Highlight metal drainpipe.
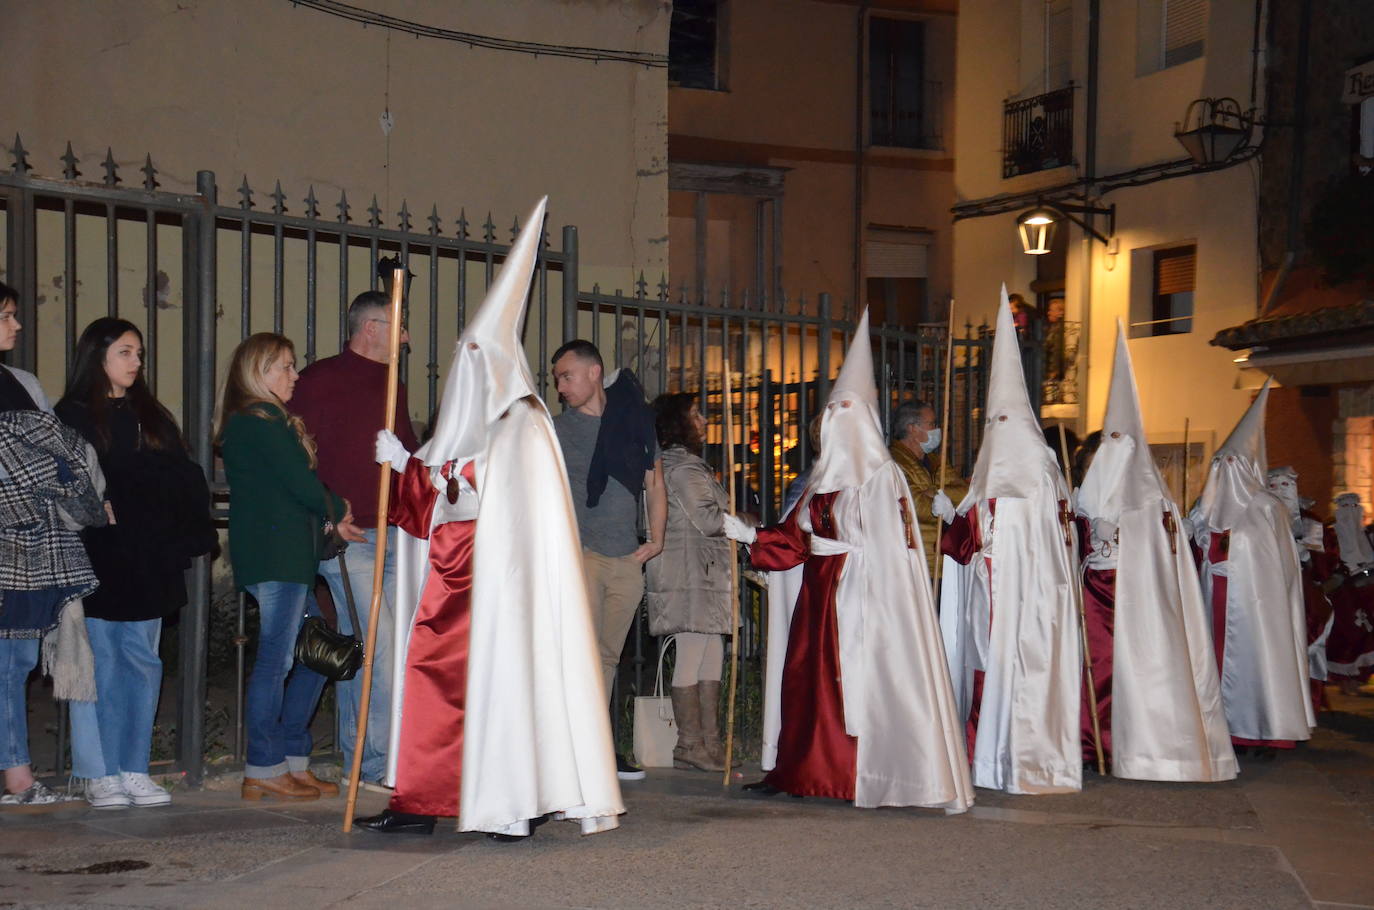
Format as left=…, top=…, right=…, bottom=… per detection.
left=1261, top=0, right=1312, bottom=316
left=853, top=2, right=868, bottom=322
left=1075, top=0, right=1100, bottom=430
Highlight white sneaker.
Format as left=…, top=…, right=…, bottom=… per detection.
left=119, top=772, right=171, bottom=807
left=85, top=775, right=132, bottom=810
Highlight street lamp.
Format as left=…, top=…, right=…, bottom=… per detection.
left=1174, top=97, right=1254, bottom=166
left=1015, top=200, right=1115, bottom=255
left=1016, top=206, right=1059, bottom=255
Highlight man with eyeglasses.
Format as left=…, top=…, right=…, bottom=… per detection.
left=291, top=288, right=419, bottom=792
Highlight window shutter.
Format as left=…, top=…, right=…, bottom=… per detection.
left=866, top=240, right=928, bottom=279
left=1045, top=0, right=1073, bottom=91
left=1163, top=0, right=1207, bottom=68
left=1155, top=247, right=1195, bottom=295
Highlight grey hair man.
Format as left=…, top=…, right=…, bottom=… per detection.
left=291, top=288, right=419, bottom=789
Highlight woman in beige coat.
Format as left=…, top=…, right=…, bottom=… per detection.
left=646, top=393, right=733, bottom=772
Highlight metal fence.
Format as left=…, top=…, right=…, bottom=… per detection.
left=0, top=136, right=1035, bottom=782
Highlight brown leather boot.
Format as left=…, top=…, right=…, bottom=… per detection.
left=290, top=769, right=338, bottom=797
left=242, top=773, right=320, bottom=802
left=698, top=680, right=732, bottom=769
left=670, top=686, right=715, bottom=771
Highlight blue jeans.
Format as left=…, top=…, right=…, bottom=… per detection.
left=69, top=618, right=163, bottom=779
left=318, top=527, right=394, bottom=783
left=0, top=638, right=40, bottom=770
left=244, top=582, right=328, bottom=778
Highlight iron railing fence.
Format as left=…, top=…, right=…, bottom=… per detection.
left=1002, top=84, right=1076, bottom=179
left=1, top=135, right=1042, bottom=781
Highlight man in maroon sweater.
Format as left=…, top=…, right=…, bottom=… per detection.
left=292, top=290, right=419, bottom=788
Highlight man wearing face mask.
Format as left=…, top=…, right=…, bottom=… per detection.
left=889, top=400, right=966, bottom=574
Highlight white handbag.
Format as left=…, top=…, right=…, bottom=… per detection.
left=633, top=635, right=678, bottom=768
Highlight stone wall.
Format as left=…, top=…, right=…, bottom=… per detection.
left=1334, top=384, right=1374, bottom=507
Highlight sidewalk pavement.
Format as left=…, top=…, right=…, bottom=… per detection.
left=1, top=690, right=1371, bottom=909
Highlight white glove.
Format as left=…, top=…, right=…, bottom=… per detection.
left=932, top=490, right=955, bottom=524
left=722, top=513, right=757, bottom=544
left=375, top=429, right=410, bottom=473
left=1091, top=518, right=1118, bottom=546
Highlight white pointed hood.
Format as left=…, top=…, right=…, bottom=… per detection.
left=805, top=308, right=889, bottom=496
left=962, top=285, right=1059, bottom=507
left=416, top=197, right=546, bottom=468
left=1077, top=322, right=1169, bottom=520
left=1192, top=379, right=1270, bottom=532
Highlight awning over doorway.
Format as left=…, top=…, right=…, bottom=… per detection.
left=1212, top=300, right=1374, bottom=385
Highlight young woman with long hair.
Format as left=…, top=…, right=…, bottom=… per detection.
left=57, top=318, right=216, bottom=809
left=217, top=332, right=359, bottom=801
left=644, top=392, right=732, bottom=773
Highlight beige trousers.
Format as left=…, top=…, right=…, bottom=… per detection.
left=582, top=548, right=647, bottom=697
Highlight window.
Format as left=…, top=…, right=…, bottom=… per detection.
left=870, top=17, right=935, bottom=149
left=1137, top=0, right=1207, bottom=76
left=865, top=230, right=931, bottom=324
left=1044, top=0, right=1073, bottom=92
left=1130, top=245, right=1195, bottom=337
left=670, top=0, right=727, bottom=90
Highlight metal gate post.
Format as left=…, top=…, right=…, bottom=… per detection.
left=561, top=225, right=579, bottom=343
left=817, top=292, right=833, bottom=406
left=177, top=170, right=218, bottom=786
left=3, top=187, right=37, bottom=371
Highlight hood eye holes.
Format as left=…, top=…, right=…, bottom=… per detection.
left=1110, top=431, right=1121, bottom=439
left=841, top=400, right=852, bottom=408
left=1225, top=455, right=1235, bottom=463
left=997, top=415, right=1007, bottom=422
left=468, top=342, right=479, bottom=350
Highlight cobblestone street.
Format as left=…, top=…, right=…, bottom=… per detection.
left=1, top=690, right=1371, bottom=910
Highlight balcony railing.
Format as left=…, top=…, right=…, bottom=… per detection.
left=1003, top=84, right=1075, bottom=179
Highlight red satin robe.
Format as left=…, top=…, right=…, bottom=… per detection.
left=386, top=459, right=477, bottom=817
left=749, top=491, right=857, bottom=799
left=1321, top=526, right=1374, bottom=685
left=1198, top=531, right=1296, bottom=750
left=940, top=501, right=987, bottom=757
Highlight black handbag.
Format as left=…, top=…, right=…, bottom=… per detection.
left=294, top=551, right=364, bottom=681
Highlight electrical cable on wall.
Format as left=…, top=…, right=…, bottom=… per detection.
left=289, top=0, right=669, bottom=67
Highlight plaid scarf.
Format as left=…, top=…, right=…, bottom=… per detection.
left=0, top=411, right=104, bottom=636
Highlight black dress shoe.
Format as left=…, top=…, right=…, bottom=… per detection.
left=484, top=813, right=549, bottom=843
left=742, top=780, right=782, bottom=796
left=354, top=809, right=437, bottom=835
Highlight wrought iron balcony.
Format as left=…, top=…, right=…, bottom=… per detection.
left=1003, top=85, right=1076, bottom=179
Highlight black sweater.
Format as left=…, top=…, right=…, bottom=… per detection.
left=55, top=399, right=215, bottom=622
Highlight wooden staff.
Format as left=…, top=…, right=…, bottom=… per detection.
left=721, top=360, right=742, bottom=787
left=1059, top=427, right=1105, bottom=775
left=932, top=305, right=957, bottom=594
left=343, top=269, right=406, bottom=831
left=1181, top=417, right=1191, bottom=507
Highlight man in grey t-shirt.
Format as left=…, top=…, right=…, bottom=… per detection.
left=552, top=340, right=666, bottom=780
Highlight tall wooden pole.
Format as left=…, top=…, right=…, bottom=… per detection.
left=721, top=360, right=742, bottom=787
left=1181, top=417, right=1191, bottom=507
left=342, top=269, right=405, bottom=831
left=932, top=305, right=957, bottom=594
left=1060, top=428, right=1105, bottom=776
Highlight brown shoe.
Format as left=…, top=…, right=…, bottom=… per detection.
left=242, top=773, right=320, bottom=802
left=290, top=770, right=338, bottom=797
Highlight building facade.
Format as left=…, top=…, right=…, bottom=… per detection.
left=951, top=0, right=1264, bottom=505
left=1, top=0, right=669, bottom=419
left=667, top=0, right=958, bottom=327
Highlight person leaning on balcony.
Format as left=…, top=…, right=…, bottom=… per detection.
left=217, top=332, right=363, bottom=802
left=0, top=282, right=90, bottom=810
left=57, top=318, right=216, bottom=810
left=645, top=393, right=731, bottom=773
left=888, top=399, right=968, bottom=574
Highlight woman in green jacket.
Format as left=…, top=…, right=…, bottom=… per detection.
left=218, top=333, right=360, bottom=802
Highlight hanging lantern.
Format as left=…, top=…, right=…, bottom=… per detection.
left=1017, top=206, right=1059, bottom=255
